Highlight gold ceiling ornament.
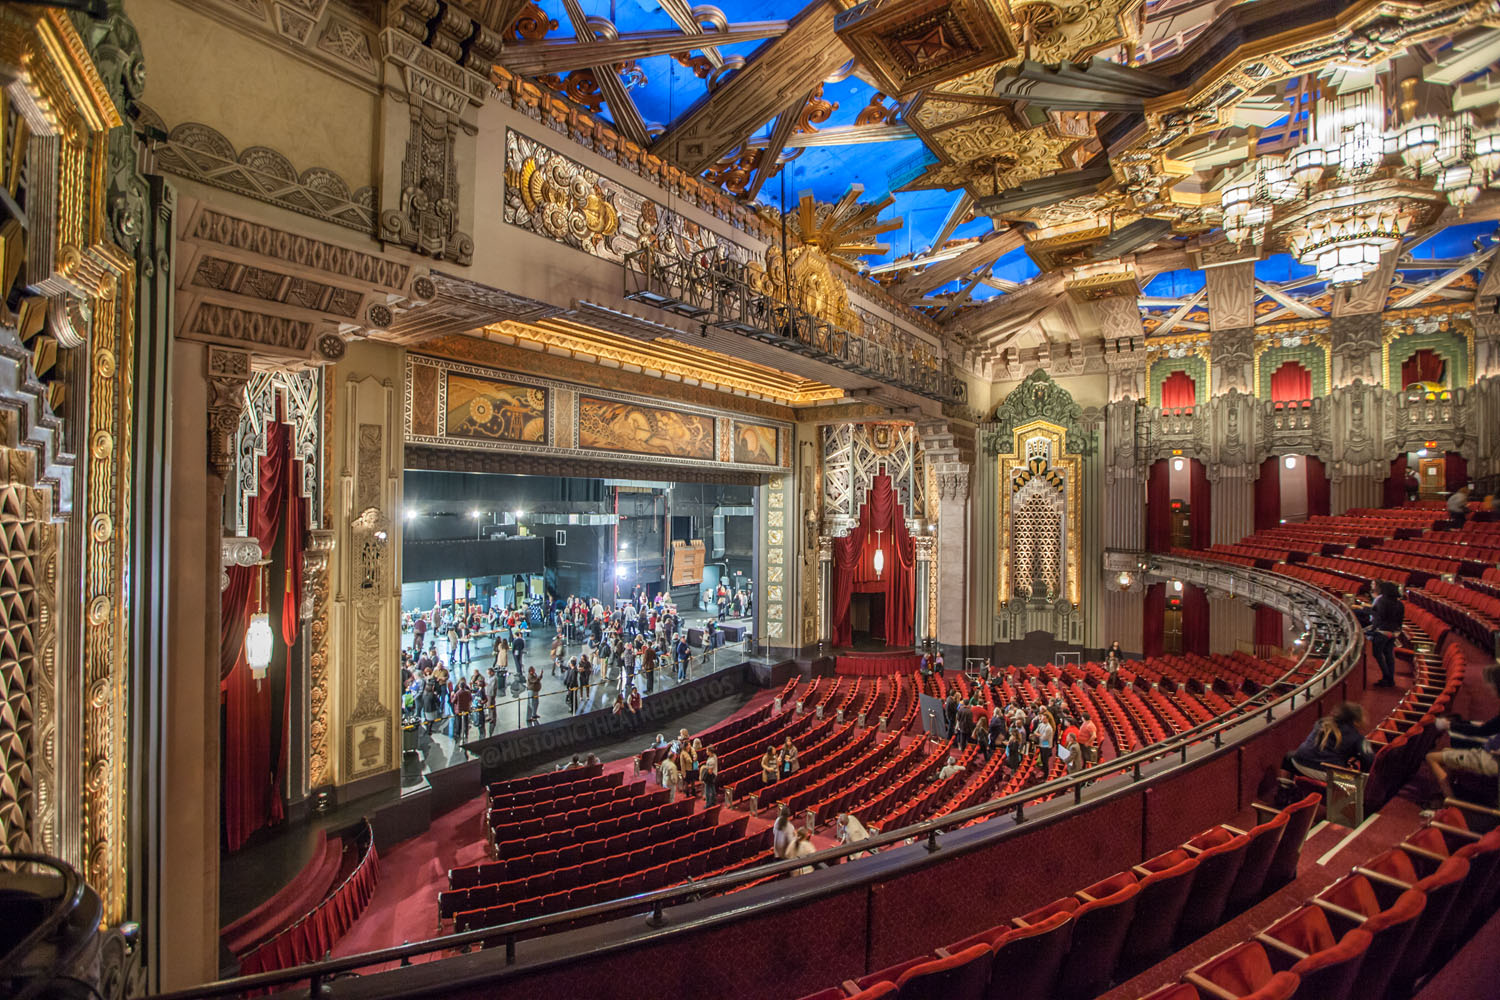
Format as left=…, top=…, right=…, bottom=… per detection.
left=771, top=185, right=904, bottom=264
left=759, top=243, right=864, bottom=335
left=832, top=0, right=1020, bottom=98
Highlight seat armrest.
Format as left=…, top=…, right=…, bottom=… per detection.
left=1182, top=843, right=1204, bottom=856
left=1446, top=797, right=1500, bottom=819
left=1221, top=824, right=1248, bottom=836
left=842, top=981, right=863, bottom=996
left=1011, top=917, right=1030, bottom=928
left=1076, top=890, right=1097, bottom=903
left=1185, top=972, right=1241, bottom=1000
left=1251, top=802, right=1280, bottom=818
left=1428, top=821, right=1480, bottom=841
left=1399, top=843, right=1448, bottom=863
left=1353, top=866, right=1413, bottom=890
left=1256, top=933, right=1309, bottom=961
left=933, top=947, right=951, bottom=959
left=1131, top=864, right=1154, bottom=878
left=1312, top=897, right=1369, bottom=925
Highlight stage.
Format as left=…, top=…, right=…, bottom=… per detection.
left=833, top=649, right=923, bottom=676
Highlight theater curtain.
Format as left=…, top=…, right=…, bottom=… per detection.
left=1183, top=584, right=1210, bottom=656
left=1254, top=455, right=1281, bottom=532
left=1147, top=459, right=1171, bottom=552
left=238, top=837, right=381, bottom=975
left=1446, top=452, right=1468, bottom=493
left=1384, top=455, right=1408, bottom=508
left=1270, top=361, right=1312, bottom=405
left=1189, top=459, right=1212, bottom=549
left=833, top=474, right=915, bottom=647
left=1306, top=455, right=1330, bottom=518
left=1401, top=349, right=1444, bottom=388
left=1160, top=370, right=1196, bottom=412
left=224, top=418, right=303, bottom=852
left=1255, top=605, right=1283, bottom=650
left=1143, top=583, right=1165, bottom=658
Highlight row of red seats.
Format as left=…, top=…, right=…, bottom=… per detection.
left=746, top=722, right=876, bottom=810
left=784, top=731, right=899, bottom=819
left=443, top=811, right=748, bottom=915
left=1273, top=561, right=1366, bottom=596
left=1156, top=796, right=1500, bottom=1000
left=488, top=794, right=703, bottom=873
left=845, top=738, right=955, bottom=830
left=1304, top=553, right=1418, bottom=589
left=485, top=762, right=609, bottom=809
left=486, top=778, right=649, bottom=842
left=483, top=760, right=603, bottom=800
left=807, top=731, right=932, bottom=829
left=1412, top=581, right=1500, bottom=651
left=792, top=793, right=1322, bottom=1000
left=878, top=746, right=980, bottom=830
left=1361, top=542, right=1463, bottom=577
left=451, top=827, right=774, bottom=935
left=716, top=712, right=833, bottom=789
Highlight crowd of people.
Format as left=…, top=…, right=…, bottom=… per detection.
left=400, top=584, right=751, bottom=739
left=934, top=665, right=1100, bottom=777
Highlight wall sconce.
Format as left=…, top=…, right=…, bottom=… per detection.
left=1284, top=455, right=1298, bottom=469
left=1117, top=571, right=1133, bottom=589
left=1172, top=579, right=1184, bottom=592
left=1171, top=457, right=1185, bottom=472
left=245, top=562, right=273, bottom=687
left=873, top=529, right=885, bottom=579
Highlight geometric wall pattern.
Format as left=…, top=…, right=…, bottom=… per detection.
left=0, top=482, right=43, bottom=854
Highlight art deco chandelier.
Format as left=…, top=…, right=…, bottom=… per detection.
left=1219, top=77, right=1495, bottom=287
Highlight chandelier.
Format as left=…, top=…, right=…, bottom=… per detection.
left=1217, top=73, right=1500, bottom=286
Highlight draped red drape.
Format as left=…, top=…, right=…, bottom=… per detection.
left=1255, top=605, right=1283, bottom=650
left=1401, top=349, right=1445, bottom=388
left=1269, top=361, right=1312, bottom=405
left=1147, top=459, right=1171, bottom=552
left=1254, top=455, right=1281, bottom=531
left=1143, top=583, right=1165, bottom=658
left=1183, top=584, right=1210, bottom=656
left=832, top=474, right=915, bottom=648
left=1189, top=459, right=1212, bottom=549
left=224, top=418, right=305, bottom=852
left=1385, top=454, right=1409, bottom=508
left=1305, top=455, right=1330, bottom=518
left=1160, top=370, right=1196, bottom=412
left=238, top=837, right=381, bottom=975
left=1445, top=452, right=1468, bottom=493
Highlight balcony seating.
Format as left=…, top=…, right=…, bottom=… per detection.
left=1185, top=943, right=1303, bottom=999
left=1119, top=855, right=1200, bottom=977
left=1177, top=827, right=1252, bottom=944
left=1354, top=850, right=1469, bottom=996
left=1255, top=905, right=1371, bottom=1000
left=1256, top=793, right=1321, bottom=893
left=1222, top=809, right=1290, bottom=916
left=1313, top=877, right=1426, bottom=1000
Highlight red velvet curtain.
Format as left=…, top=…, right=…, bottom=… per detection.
left=1183, top=584, right=1210, bottom=655
left=1305, top=455, right=1330, bottom=518
left=1255, top=605, right=1283, bottom=649
left=1143, top=583, right=1165, bottom=658
left=1445, top=452, right=1468, bottom=493
left=238, top=841, right=381, bottom=975
left=1160, top=370, right=1196, bottom=412
left=1147, top=459, right=1171, bottom=552
left=1254, top=455, right=1281, bottom=532
left=1189, top=459, right=1212, bottom=549
left=1401, top=349, right=1445, bottom=388
left=224, top=419, right=302, bottom=852
left=1384, top=455, right=1408, bottom=508
left=1269, top=361, right=1312, bottom=405
left=833, top=474, right=915, bottom=647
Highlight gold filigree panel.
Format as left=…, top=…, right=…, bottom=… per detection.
left=995, top=420, right=1079, bottom=610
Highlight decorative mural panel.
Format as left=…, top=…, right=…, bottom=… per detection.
left=445, top=373, right=548, bottom=444
left=578, top=397, right=715, bottom=459
left=404, top=355, right=790, bottom=473
left=996, top=421, right=1081, bottom=610
left=503, top=130, right=754, bottom=266
left=1255, top=338, right=1331, bottom=401
left=820, top=423, right=926, bottom=534
left=1382, top=311, right=1474, bottom=391
left=732, top=420, right=780, bottom=466
left=234, top=369, right=323, bottom=536
left=1147, top=351, right=1210, bottom=409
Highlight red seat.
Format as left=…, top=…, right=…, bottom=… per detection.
left=1258, top=905, right=1371, bottom=1000
left=1315, top=877, right=1425, bottom=1000
left=891, top=943, right=991, bottom=1000
left=1225, top=810, right=1289, bottom=915
left=1187, top=942, right=1301, bottom=999
left=1120, top=857, right=1199, bottom=978
left=1053, top=880, right=1140, bottom=1000
left=976, top=910, right=1071, bottom=1000
left=1357, top=850, right=1468, bottom=995
left=1177, top=828, right=1252, bottom=944
left=1263, top=794, right=1321, bottom=892
left=1135, top=985, right=1199, bottom=1000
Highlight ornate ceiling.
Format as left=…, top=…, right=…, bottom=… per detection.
left=492, top=0, right=1500, bottom=372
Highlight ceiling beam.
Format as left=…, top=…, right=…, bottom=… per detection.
left=901, top=230, right=1024, bottom=298
left=743, top=95, right=807, bottom=201
left=1254, top=280, right=1323, bottom=319
left=499, top=22, right=791, bottom=76
left=934, top=271, right=987, bottom=321
left=741, top=121, right=917, bottom=148
left=1400, top=246, right=1499, bottom=308
left=930, top=193, right=975, bottom=255
left=560, top=0, right=650, bottom=146
left=1153, top=288, right=1206, bottom=336
left=658, top=0, right=728, bottom=68
left=652, top=0, right=853, bottom=175
left=1331, top=249, right=1398, bottom=317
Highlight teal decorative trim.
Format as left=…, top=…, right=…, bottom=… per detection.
left=1148, top=355, right=1205, bottom=408
left=1257, top=345, right=1328, bottom=400
left=985, top=369, right=1094, bottom=455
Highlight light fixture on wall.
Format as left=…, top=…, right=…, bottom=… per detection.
left=1171, top=457, right=1185, bottom=472
left=1117, top=571, right=1133, bottom=589
left=1172, top=579, right=1184, bottom=593
left=873, top=528, right=885, bottom=579
left=1284, top=455, right=1298, bottom=469
left=245, top=563, right=273, bottom=688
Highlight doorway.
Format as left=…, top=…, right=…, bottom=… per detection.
left=849, top=592, right=887, bottom=647
left=1417, top=456, right=1446, bottom=499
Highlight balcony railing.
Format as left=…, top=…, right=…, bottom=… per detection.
left=622, top=247, right=965, bottom=405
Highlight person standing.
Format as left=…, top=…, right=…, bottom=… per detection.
left=446, top=619, right=461, bottom=667
left=1034, top=712, right=1055, bottom=774
left=525, top=666, right=542, bottom=725
left=420, top=679, right=441, bottom=736
left=413, top=612, right=427, bottom=652
left=701, top=747, right=719, bottom=806
left=642, top=643, right=657, bottom=694
left=512, top=630, right=527, bottom=672
left=675, top=633, right=690, bottom=681
left=780, top=737, right=799, bottom=774
left=564, top=656, right=580, bottom=714
left=452, top=678, right=473, bottom=739
left=1368, top=580, right=1404, bottom=688
left=484, top=665, right=502, bottom=728
left=760, top=745, right=780, bottom=785
left=1447, top=486, right=1471, bottom=527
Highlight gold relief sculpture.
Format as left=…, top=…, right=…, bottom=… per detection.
left=445, top=372, right=547, bottom=443
left=578, top=396, right=715, bottom=459
left=994, top=420, right=1080, bottom=610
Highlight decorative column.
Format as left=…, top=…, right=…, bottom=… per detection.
left=303, top=529, right=336, bottom=792
left=913, top=535, right=933, bottom=649
left=817, top=537, right=833, bottom=651
left=933, top=465, right=970, bottom=656
left=1330, top=314, right=1385, bottom=388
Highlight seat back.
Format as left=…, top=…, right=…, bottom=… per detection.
left=1344, top=888, right=1424, bottom=1000
left=894, top=943, right=991, bottom=1000
left=1226, top=811, right=1289, bottom=915
left=982, top=910, right=1071, bottom=1000
left=1192, top=940, right=1278, bottom=996
left=1053, top=882, right=1140, bottom=1000
left=1264, top=794, right=1321, bottom=891
left=1120, top=858, right=1198, bottom=977
left=1178, top=832, right=1251, bottom=943
left=1443, top=829, right=1500, bottom=944
left=1391, top=854, right=1469, bottom=994
left=1287, top=926, right=1371, bottom=1000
